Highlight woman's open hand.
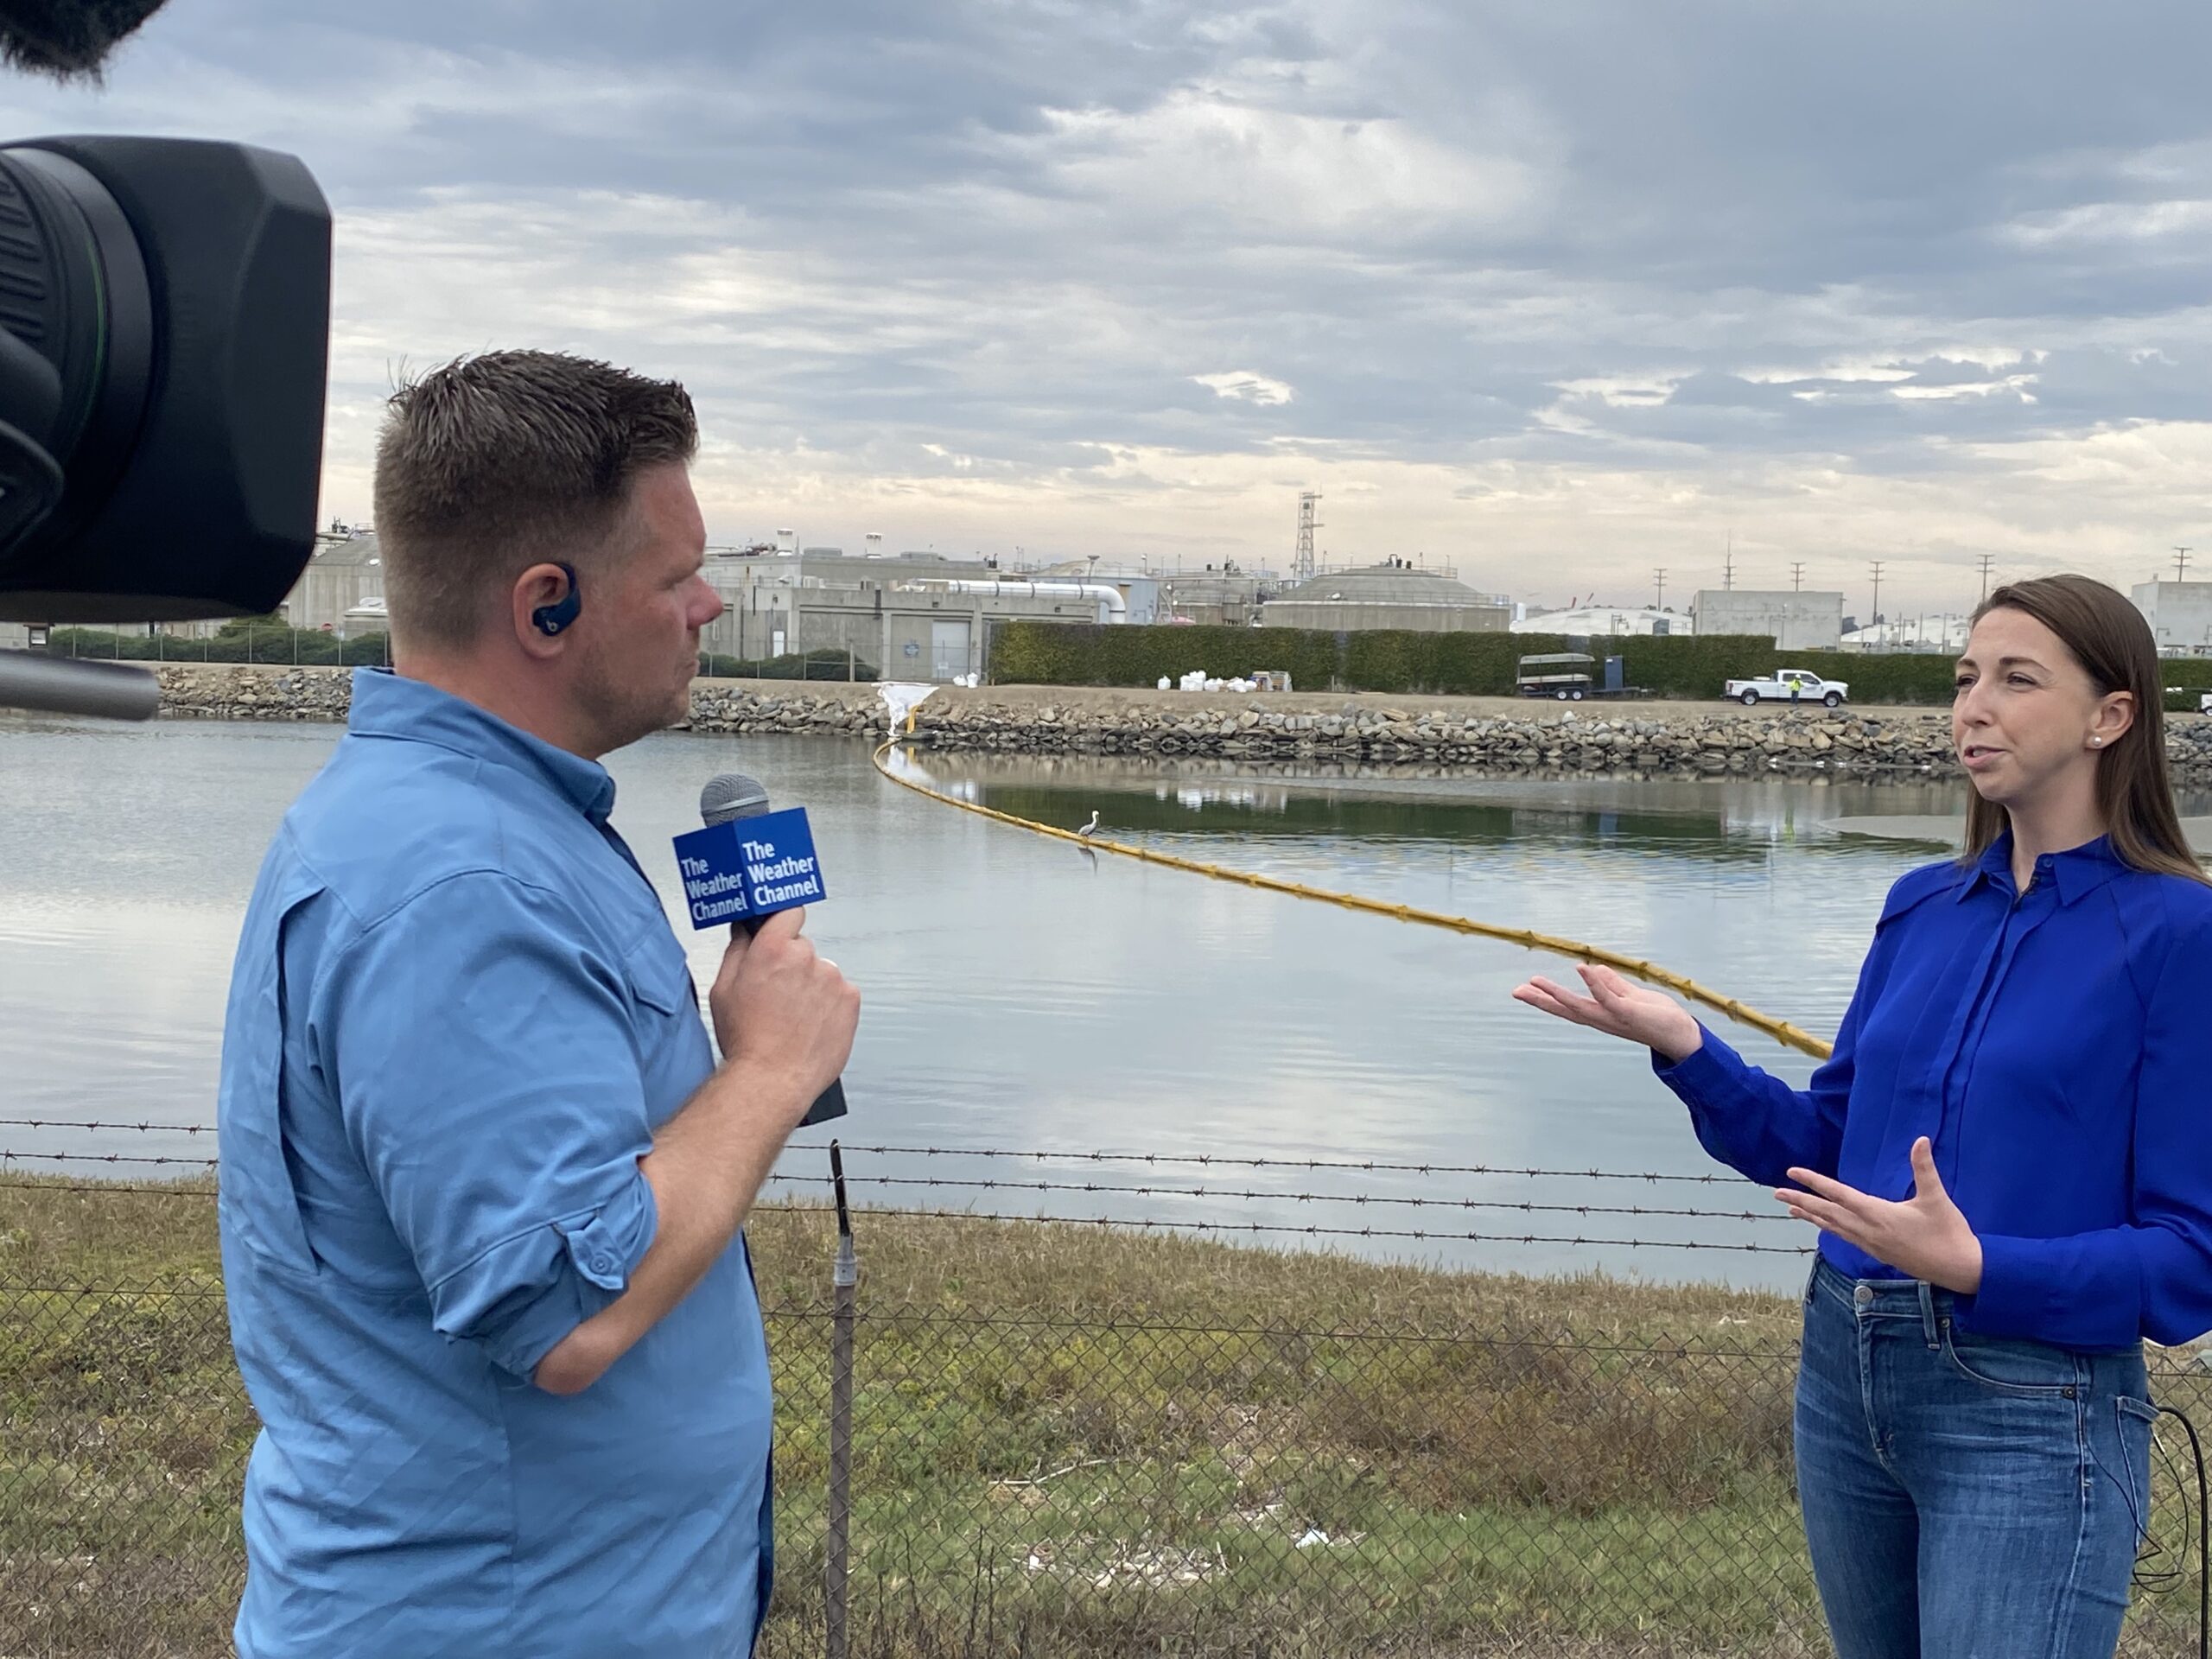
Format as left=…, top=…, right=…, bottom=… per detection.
left=1510, top=963, right=1704, bottom=1063
left=1777, top=1137, right=1984, bottom=1294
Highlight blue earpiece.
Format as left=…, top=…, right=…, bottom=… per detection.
left=532, top=562, right=582, bottom=637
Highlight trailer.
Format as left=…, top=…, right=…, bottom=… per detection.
left=1515, top=652, right=1651, bottom=702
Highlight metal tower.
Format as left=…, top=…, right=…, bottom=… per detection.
left=1294, top=492, right=1322, bottom=584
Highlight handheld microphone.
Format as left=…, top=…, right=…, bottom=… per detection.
left=700, top=772, right=849, bottom=1127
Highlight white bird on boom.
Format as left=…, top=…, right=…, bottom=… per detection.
left=1076, top=811, right=1101, bottom=839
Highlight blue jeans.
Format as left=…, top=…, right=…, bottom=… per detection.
left=1795, top=1257, right=2159, bottom=1659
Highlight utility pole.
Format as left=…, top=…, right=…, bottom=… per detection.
left=1977, top=553, right=1994, bottom=603
left=1869, top=560, right=1885, bottom=636
left=1722, top=531, right=1734, bottom=592
left=1654, top=567, right=1668, bottom=611
left=2176, top=546, right=2193, bottom=583
left=1790, top=562, right=1805, bottom=592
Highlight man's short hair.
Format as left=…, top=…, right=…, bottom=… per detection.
left=372, top=351, right=698, bottom=649
left=0, top=0, right=171, bottom=82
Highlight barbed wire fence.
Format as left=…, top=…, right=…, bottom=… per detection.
left=3, top=1126, right=2207, bottom=1658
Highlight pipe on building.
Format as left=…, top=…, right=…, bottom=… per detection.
left=906, top=579, right=1129, bottom=622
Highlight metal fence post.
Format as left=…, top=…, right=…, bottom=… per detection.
left=825, top=1141, right=856, bottom=1659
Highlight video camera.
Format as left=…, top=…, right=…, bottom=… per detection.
left=0, top=134, right=330, bottom=718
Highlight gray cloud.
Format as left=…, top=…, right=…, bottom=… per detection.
left=0, top=0, right=2208, bottom=607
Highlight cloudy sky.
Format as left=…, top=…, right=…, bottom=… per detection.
left=6, top=0, right=2212, bottom=613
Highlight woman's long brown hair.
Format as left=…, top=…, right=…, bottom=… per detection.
left=1961, top=574, right=2206, bottom=883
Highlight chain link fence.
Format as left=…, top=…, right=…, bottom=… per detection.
left=3, top=1171, right=2207, bottom=1658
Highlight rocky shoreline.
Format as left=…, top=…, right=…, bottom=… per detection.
left=143, top=663, right=2212, bottom=781
left=891, top=696, right=1948, bottom=777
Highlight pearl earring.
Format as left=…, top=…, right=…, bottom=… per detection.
left=2090, top=737, right=2102, bottom=747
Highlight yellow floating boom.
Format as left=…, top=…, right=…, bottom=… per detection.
left=870, top=742, right=1834, bottom=1061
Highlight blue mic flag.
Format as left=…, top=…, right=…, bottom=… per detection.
left=672, top=806, right=828, bottom=931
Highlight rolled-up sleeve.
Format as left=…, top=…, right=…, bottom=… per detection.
left=315, top=872, right=661, bottom=1379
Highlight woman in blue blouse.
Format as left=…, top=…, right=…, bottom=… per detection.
left=1516, top=575, right=2212, bottom=1658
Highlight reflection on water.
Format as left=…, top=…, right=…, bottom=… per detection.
left=936, top=749, right=1980, bottom=853
left=12, top=718, right=2176, bottom=1290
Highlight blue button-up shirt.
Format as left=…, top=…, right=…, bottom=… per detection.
left=1658, top=830, right=2212, bottom=1351
left=217, top=669, right=772, bottom=1659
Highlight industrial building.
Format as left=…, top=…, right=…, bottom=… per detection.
left=1154, top=568, right=1272, bottom=626
left=1511, top=606, right=1679, bottom=637
left=1028, top=558, right=1164, bottom=625
left=1261, top=561, right=1510, bottom=632
left=1841, top=614, right=1972, bottom=652
left=2130, top=581, right=2212, bottom=656
left=285, top=535, right=1155, bottom=683
left=699, top=549, right=1139, bottom=682
left=2, top=531, right=1154, bottom=682
left=1690, top=589, right=1845, bottom=651
left=279, top=527, right=386, bottom=635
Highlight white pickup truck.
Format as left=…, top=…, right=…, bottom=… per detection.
left=1724, top=668, right=1850, bottom=708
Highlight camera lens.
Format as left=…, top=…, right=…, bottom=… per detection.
left=0, top=138, right=327, bottom=625
left=0, top=146, right=153, bottom=558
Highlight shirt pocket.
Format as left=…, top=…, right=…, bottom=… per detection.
left=623, top=927, right=700, bottom=1018
left=622, top=926, right=716, bottom=1126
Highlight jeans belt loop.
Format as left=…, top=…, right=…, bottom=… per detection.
left=1916, top=1279, right=1940, bottom=1349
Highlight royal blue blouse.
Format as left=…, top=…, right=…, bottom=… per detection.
left=1656, top=830, right=2212, bottom=1351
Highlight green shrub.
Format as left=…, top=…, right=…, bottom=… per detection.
left=340, top=632, right=391, bottom=665
left=1610, top=636, right=1788, bottom=699
left=992, top=623, right=1819, bottom=699
left=1817, top=653, right=1957, bottom=705
left=987, top=622, right=1340, bottom=690
left=988, top=621, right=2212, bottom=708
left=40, top=622, right=377, bottom=665
left=1341, top=631, right=1541, bottom=696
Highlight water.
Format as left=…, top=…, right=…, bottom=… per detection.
left=7, top=714, right=2150, bottom=1291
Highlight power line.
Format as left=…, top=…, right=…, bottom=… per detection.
left=1868, top=560, right=1885, bottom=633
left=2177, top=546, right=2194, bottom=583
left=1653, top=566, right=1667, bottom=610
left=1789, top=562, right=1805, bottom=593
left=1977, top=553, right=1995, bottom=603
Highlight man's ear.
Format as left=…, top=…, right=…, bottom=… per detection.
left=512, top=563, right=578, bottom=658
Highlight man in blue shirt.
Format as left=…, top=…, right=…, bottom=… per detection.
left=217, top=351, right=860, bottom=1658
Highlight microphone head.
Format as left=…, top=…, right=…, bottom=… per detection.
left=701, top=772, right=772, bottom=827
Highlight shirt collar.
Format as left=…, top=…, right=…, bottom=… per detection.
left=1957, top=827, right=2126, bottom=906
left=346, top=668, right=617, bottom=823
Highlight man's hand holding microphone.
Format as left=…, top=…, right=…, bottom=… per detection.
left=532, top=781, right=858, bottom=1395
left=709, top=906, right=859, bottom=1135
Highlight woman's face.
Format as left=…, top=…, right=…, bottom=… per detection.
left=1952, top=606, right=2129, bottom=810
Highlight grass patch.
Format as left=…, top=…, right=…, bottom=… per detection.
left=3, top=1178, right=2204, bottom=1656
